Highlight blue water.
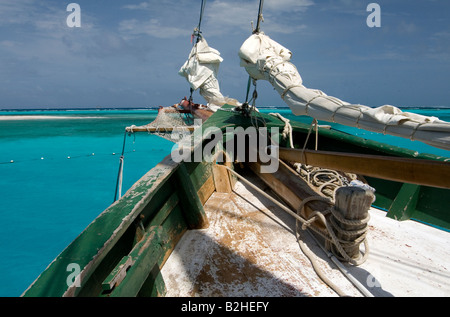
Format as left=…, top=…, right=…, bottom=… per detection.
left=0, top=109, right=174, bottom=297
left=0, top=107, right=449, bottom=297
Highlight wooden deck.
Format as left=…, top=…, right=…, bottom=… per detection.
left=161, top=172, right=450, bottom=297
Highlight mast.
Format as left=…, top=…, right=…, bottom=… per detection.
left=254, top=0, right=264, bottom=34
left=242, top=0, right=265, bottom=115
left=193, top=0, right=207, bottom=43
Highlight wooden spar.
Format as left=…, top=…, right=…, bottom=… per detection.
left=125, top=101, right=213, bottom=133
left=125, top=126, right=196, bottom=133
left=248, top=160, right=330, bottom=229
left=278, top=147, right=450, bottom=189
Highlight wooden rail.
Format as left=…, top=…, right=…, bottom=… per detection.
left=278, top=148, right=450, bottom=189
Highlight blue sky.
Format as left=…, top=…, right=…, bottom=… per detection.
left=0, top=0, right=449, bottom=109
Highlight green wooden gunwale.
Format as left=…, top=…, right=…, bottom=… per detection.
left=23, top=156, right=212, bottom=297
left=22, top=105, right=450, bottom=297
left=205, top=106, right=450, bottom=229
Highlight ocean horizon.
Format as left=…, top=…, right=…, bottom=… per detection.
left=1, top=104, right=450, bottom=111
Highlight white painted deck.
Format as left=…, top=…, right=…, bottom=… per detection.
left=161, top=176, right=450, bottom=297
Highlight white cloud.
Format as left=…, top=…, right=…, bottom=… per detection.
left=427, top=31, right=450, bottom=62
left=265, top=0, right=314, bottom=12
left=0, top=0, right=36, bottom=25
left=116, top=0, right=313, bottom=39
left=0, top=40, right=16, bottom=48
left=319, top=0, right=367, bottom=16
left=397, top=21, right=418, bottom=34
left=122, top=2, right=151, bottom=10
left=119, top=18, right=190, bottom=39
left=203, top=1, right=256, bottom=35
left=203, top=0, right=312, bottom=36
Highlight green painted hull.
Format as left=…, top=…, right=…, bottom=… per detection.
left=22, top=106, right=450, bottom=297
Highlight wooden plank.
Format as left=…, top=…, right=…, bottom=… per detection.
left=174, top=163, right=209, bottom=229
left=248, top=161, right=330, bottom=227
left=125, top=126, right=196, bottom=133
left=102, top=256, right=133, bottom=291
left=145, top=192, right=180, bottom=228
left=213, top=164, right=232, bottom=193
left=387, top=183, right=421, bottom=221
left=279, top=148, right=450, bottom=189
left=197, top=175, right=215, bottom=205
left=108, top=227, right=165, bottom=297
left=185, top=162, right=213, bottom=193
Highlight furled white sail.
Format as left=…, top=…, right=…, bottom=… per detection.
left=239, top=33, right=450, bottom=151
left=179, top=37, right=237, bottom=110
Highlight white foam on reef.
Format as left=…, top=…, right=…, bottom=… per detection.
left=0, top=116, right=105, bottom=120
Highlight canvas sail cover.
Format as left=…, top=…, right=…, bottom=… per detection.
left=239, top=33, right=450, bottom=151
left=179, top=37, right=227, bottom=109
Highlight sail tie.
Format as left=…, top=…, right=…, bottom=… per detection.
left=270, top=113, right=294, bottom=149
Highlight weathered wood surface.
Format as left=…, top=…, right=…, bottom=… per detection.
left=107, top=226, right=166, bottom=297
left=175, top=163, right=209, bottom=230
left=213, top=164, right=232, bottom=193
left=332, top=187, right=374, bottom=261
left=279, top=147, right=450, bottom=189
left=161, top=180, right=346, bottom=297
left=248, top=160, right=330, bottom=228
left=126, top=126, right=196, bottom=133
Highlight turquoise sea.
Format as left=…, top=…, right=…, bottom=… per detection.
left=0, top=107, right=449, bottom=297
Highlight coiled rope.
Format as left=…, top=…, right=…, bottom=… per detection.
left=297, top=196, right=370, bottom=266
left=252, top=112, right=372, bottom=295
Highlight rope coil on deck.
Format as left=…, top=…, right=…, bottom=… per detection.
left=295, top=164, right=357, bottom=199
left=263, top=113, right=370, bottom=266
left=297, top=196, right=370, bottom=266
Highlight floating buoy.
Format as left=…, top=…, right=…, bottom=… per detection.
left=41, top=157, right=44, bottom=160
left=10, top=160, right=14, bottom=163
left=67, top=156, right=71, bottom=159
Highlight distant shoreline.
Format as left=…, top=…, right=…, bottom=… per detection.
left=0, top=105, right=449, bottom=112
left=0, top=107, right=162, bottom=112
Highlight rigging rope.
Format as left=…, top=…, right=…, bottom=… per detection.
left=254, top=0, right=265, bottom=34
left=192, top=0, right=207, bottom=43
left=114, top=131, right=128, bottom=202
left=269, top=113, right=294, bottom=149
left=240, top=0, right=265, bottom=124
left=224, top=106, right=371, bottom=294
left=187, top=0, right=208, bottom=106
